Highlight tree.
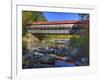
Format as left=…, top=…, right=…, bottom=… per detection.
left=32, top=12, right=47, bottom=22
left=22, top=11, right=47, bottom=36
left=79, top=14, right=89, bottom=20
left=22, top=11, right=33, bottom=36
left=22, top=11, right=47, bottom=48
left=70, top=34, right=89, bottom=47
left=70, top=14, right=89, bottom=65
left=70, top=14, right=89, bottom=47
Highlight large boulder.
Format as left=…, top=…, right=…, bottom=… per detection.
left=39, top=55, right=56, bottom=64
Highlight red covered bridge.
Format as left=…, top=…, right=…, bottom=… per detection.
left=26, top=20, right=89, bottom=34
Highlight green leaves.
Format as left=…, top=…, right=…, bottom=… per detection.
left=22, top=11, right=47, bottom=48
left=22, top=11, right=47, bottom=36
left=70, top=34, right=89, bottom=47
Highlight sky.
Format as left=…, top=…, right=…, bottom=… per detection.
left=43, top=12, right=81, bottom=21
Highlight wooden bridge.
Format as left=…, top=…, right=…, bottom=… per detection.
left=26, top=20, right=89, bottom=34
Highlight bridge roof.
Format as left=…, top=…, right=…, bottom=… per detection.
left=28, top=20, right=89, bottom=25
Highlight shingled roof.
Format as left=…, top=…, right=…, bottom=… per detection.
left=27, top=20, right=89, bottom=25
